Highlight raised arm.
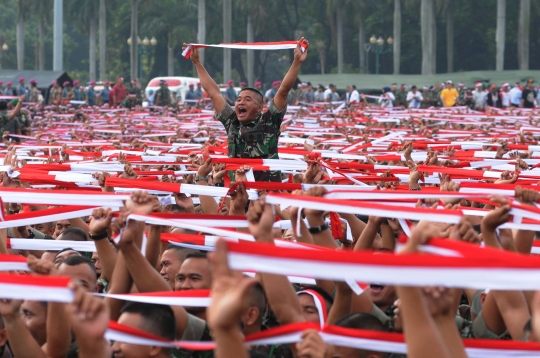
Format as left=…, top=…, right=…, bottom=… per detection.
left=183, top=45, right=226, bottom=114
left=248, top=198, right=305, bottom=325
left=274, top=38, right=309, bottom=111
left=8, top=95, right=25, bottom=120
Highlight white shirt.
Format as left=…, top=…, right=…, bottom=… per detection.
left=406, top=90, right=423, bottom=108
left=378, top=92, right=395, bottom=108
left=509, top=87, right=522, bottom=105
left=472, top=90, right=487, bottom=110
left=501, top=90, right=510, bottom=107
left=349, top=90, right=360, bottom=103
left=323, top=88, right=333, bottom=101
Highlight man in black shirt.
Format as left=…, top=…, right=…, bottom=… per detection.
left=520, top=78, right=537, bottom=108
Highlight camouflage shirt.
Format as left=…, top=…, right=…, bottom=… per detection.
left=49, top=87, right=63, bottom=104
left=29, top=87, right=40, bottom=103
left=216, top=100, right=286, bottom=182
left=156, top=86, right=171, bottom=106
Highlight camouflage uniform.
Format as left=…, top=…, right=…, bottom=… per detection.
left=458, top=88, right=467, bottom=106
left=395, top=89, right=407, bottom=107
left=29, top=87, right=40, bottom=103
left=49, top=87, right=63, bottom=104
left=120, top=97, right=137, bottom=110
left=0, top=110, right=9, bottom=136
left=216, top=100, right=286, bottom=182
left=156, top=85, right=171, bottom=106
left=18, top=109, right=31, bottom=135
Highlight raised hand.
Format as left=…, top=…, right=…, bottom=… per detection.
left=247, top=197, right=275, bottom=241
left=173, top=193, right=195, bottom=213
left=229, top=182, right=249, bottom=215
left=196, top=157, right=213, bottom=178
left=126, top=190, right=160, bottom=214
left=182, top=43, right=201, bottom=65
left=293, top=37, right=309, bottom=64
left=207, top=239, right=257, bottom=331
left=296, top=329, right=330, bottom=358
left=89, top=208, right=113, bottom=236
left=67, top=283, right=111, bottom=350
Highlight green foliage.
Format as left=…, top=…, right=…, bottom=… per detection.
left=0, top=0, right=538, bottom=85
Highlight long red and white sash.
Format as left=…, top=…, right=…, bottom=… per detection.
left=226, top=240, right=540, bottom=290
left=182, top=41, right=307, bottom=59
left=105, top=320, right=540, bottom=357
left=98, top=290, right=211, bottom=307
left=0, top=272, right=73, bottom=302
left=0, top=254, right=30, bottom=271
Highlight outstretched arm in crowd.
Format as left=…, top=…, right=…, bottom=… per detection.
left=248, top=198, right=305, bottom=325
left=481, top=201, right=531, bottom=340
left=274, top=38, right=309, bottom=111
left=116, top=192, right=191, bottom=339
left=208, top=239, right=253, bottom=358
left=183, top=45, right=226, bottom=114
left=68, top=284, right=112, bottom=358
left=89, top=208, right=117, bottom=283
left=195, top=158, right=220, bottom=214
left=27, top=256, right=71, bottom=358
left=397, top=222, right=464, bottom=358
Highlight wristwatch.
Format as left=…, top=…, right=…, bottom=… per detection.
left=409, top=187, right=421, bottom=191
left=195, top=176, right=208, bottom=182
left=308, top=223, right=329, bottom=234
left=89, top=231, right=109, bottom=241
left=214, top=181, right=224, bottom=187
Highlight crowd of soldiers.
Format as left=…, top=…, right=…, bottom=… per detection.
left=0, top=77, right=147, bottom=109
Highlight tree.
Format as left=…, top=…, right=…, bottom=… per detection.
left=445, top=0, right=453, bottom=73
left=336, top=7, right=343, bottom=74
left=495, top=0, right=505, bottom=71
left=421, top=0, right=436, bottom=75
left=130, top=0, right=138, bottom=81
left=16, top=0, right=27, bottom=70
left=99, top=0, right=106, bottom=80
left=393, top=0, right=401, bottom=74
left=66, top=0, right=99, bottom=80
left=223, top=0, right=232, bottom=82
left=518, top=0, right=530, bottom=70
left=197, top=0, right=205, bottom=65
left=32, top=0, right=52, bottom=71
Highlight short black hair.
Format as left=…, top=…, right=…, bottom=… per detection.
left=120, top=302, right=176, bottom=341
left=248, top=282, right=267, bottom=324
left=185, top=252, right=208, bottom=260
left=238, top=88, right=263, bottom=104
left=0, top=101, right=6, bottom=111
left=298, top=285, right=334, bottom=312
left=54, top=247, right=80, bottom=258
left=335, top=312, right=387, bottom=331
left=57, top=227, right=87, bottom=241
left=60, top=255, right=97, bottom=278
left=164, top=245, right=201, bottom=259
left=352, top=85, right=356, bottom=90
left=411, top=85, right=417, bottom=89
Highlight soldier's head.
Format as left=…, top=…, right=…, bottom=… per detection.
left=235, top=88, right=264, bottom=123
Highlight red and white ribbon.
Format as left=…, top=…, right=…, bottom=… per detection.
left=182, top=41, right=307, bottom=59
left=105, top=320, right=540, bottom=357
left=0, top=273, right=73, bottom=302
left=98, top=290, right=211, bottom=307
left=0, top=254, right=30, bottom=271
left=226, top=240, right=540, bottom=290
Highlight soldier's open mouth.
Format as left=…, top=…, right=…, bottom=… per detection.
left=238, top=108, right=247, bottom=114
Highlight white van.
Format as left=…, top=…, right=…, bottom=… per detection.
left=145, top=76, right=199, bottom=104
